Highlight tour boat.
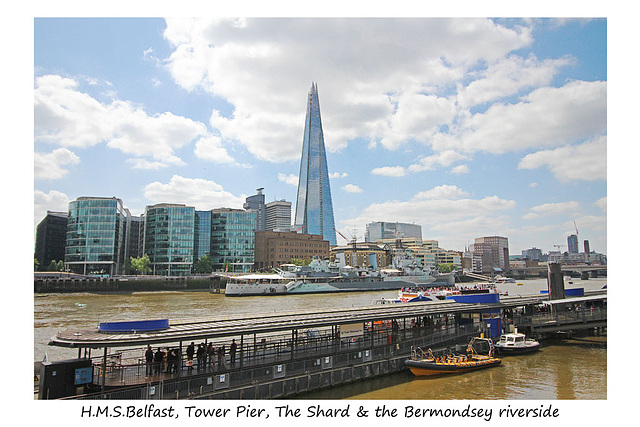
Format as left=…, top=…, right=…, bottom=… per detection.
left=494, top=329, right=540, bottom=354
left=374, top=282, right=500, bottom=304
left=405, top=337, right=501, bottom=376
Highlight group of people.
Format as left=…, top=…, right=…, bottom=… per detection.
left=144, top=339, right=238, bottom=377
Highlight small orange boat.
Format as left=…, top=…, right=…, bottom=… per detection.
left=405, top=337, right=501, bottom=376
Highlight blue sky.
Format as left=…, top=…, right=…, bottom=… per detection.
left=33, top=17, right=607, bottom=255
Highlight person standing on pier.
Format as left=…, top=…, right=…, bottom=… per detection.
left=207, top=342, right=215, bottom=369
left=196, top=343, right=205, bottom=370
left=186, top=342, right=195, bottom=371
left=145, top=345, right=154, bottom=376
left=153, top=348, right=164, bottom=375
left=230, top=339, right=237, bottom=364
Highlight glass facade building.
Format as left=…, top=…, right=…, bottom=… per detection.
left=243, top=188, right=266, bottom=231
left=365, top=221, right=423, bottom=242
left=65, top=197, right=127, bottom=276
left=294, top=83, right=337, bottom=246
left=194, top=210, right=212, bottom=262
left=211, top=208, right=256, bottom=273
left=144, top=204, right=195, bottom=276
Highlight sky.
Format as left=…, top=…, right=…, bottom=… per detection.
left=32, top=16, right=608, bottom=256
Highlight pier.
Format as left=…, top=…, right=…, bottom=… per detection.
left=41, top=291, right=606, bottom=400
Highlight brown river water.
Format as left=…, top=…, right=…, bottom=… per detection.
left=34, top=278, right=608, bottom=400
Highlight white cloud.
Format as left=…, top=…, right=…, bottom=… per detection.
left=193, top=135, right=236, bottom=164
left=163, top=18, right=532, bottom=159
left=371, top=166, right=406, bottom=177
left=278, top=173, right=298, bottom=186
left=34, top=74, right=208, bottom=167
left=456, top=54, right=574, bottom=108
left=450, top=164, right=470, bottom=175
left=342, top=184, right=363, bottom=193
left=518, top=135, right=606, bottom=182
left=34, top=148, right=80, bottom=179
left=413, top=185, right=470, bottom=200
left=523, top=201, right=581, bottom=220
left=595, top=196, right=607, bottom=212
left=126, top=158, right=169, bottom=170
left=329, top=172, right=348, bottom=179
left=143, top=175, right=245, bottom=210
left=408, top=150, right=468, bottom=173
left=34, top=189, right=70, bottom=230
left=445, top=80, right=607, bottom=155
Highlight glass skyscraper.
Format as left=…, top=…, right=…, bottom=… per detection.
left=294, top=83, right=337, bottom=246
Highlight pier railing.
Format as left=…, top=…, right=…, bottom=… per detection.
left=513, top=306, right=607, bottom=332
left=66, top=321, right=481, bottom=400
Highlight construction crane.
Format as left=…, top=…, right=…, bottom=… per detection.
left=574, top=221, right=579, bottom=238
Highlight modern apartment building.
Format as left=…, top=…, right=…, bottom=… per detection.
left=211, top=208, right=256, bottom=273
left=265, top=200, right=292, bottom=232
left=35, top=211, right=68, bottom=270
left=65, top=197, right=128, bottom=276
left=143, top=203, right=195, bottom=276
left=294, top=83, right=337, bottom=246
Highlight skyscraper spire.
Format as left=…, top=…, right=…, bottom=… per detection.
left=294, top=83, right=337, bottom=246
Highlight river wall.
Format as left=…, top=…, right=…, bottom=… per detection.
left=34, top=276, right=227, bottom=293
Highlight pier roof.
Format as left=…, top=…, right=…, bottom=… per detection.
left=48, top=295, right=563, bottom=349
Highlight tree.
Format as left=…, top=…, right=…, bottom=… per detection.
left=46, top=260, right=65, bottom=272
left=437, top=263, right=457, bottom=273
left=131, top=254, right=151, bottom=275
left=34, top=258, right=40, bottom=272
left=290, top=257, right=312, bottom=266
left=194, top=254, right=214, bottom=274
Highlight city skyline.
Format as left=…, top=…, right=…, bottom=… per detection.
left=33, top=17, right=607, bottom=255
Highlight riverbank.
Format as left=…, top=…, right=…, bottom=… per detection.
left=34, top=275, right=227, bottom=293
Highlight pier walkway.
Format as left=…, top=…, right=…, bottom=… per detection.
left=42, top=293, right=606, bottom=400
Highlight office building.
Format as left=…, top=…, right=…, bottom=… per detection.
left=521, top=247, right=543, bottom=261
left=266, top=200, right=292, bottom=232
left=294, top=83, right=337, bottom=246
left=470, top=236, right=510, bottom=274
left=125, top=213, right=144, bottom=260
left=244, top=188, right=266, bottom=231
left=211, top=208, right=255, bottom=273
left=567, top=234, right=579, bottom=254
left=254, top=231, right=329, bottom=270
left=35, top=211, right=68, bottom=270
left=194, top=210, right=212, bottom=263
left=65, top=197, right=128, bottom=276
left=365, top=221, right=422, bottom=242
left=144, top=203, right=195, bottom=276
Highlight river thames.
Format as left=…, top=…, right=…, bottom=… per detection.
left=34, top=277, right=607, bottom=400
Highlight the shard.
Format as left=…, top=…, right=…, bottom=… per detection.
left=294, top=83, right=337, bottom=246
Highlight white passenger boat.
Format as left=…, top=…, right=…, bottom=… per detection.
left=494, top=329, right=540, bottom=355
